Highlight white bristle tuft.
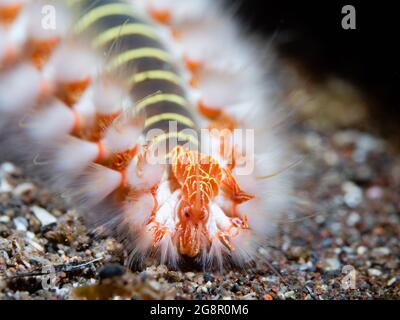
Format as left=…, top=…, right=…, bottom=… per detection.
left=43, top=44, right=101, bottom=84
left=73, top=164, right=123, bottom=207
left=152, top=189, right=179, bottom=227
left=53, top=137, right=99, bottom=177
left=92, top=81, right=127, bottom=115
left=26, top=99, right=75, bottom=141
left=123, top=193, right=155, bottom=229
left=133, top=0, right=212, bottom=25
left=0, top=4, right=28, bottom=63
left=101, top=124, right=140, bottom=153
left=0, top=63, right=41, bottom=113
left=73, top=88, right=96, bottom=121
left=126, top=157, right=165, bottom=190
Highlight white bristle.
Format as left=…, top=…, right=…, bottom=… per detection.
left=124, top=193, right=155, bottom=229
left=133, top=0, right=212, bottom=25
left=27, top=99, right=75, bottom=141
left=209, top=202, right=232, bottom=233
left=155, top=180, right=173, bottom=206
left=0, top=6, right=28, bottom=62
left=126, top=158, right=165, bottom=190
left=101, top=122, right=141, bottom=154
left=0, top=63, right=41, bottom=113
left=152, top=189, right=179, bottom=228
left=92, top=81, right=127, bottom=115
left=75, top=164, right=122, bottom=206
left=43, top=44, right=101, bottom=84
left=54, top=137, right=99, bottom=176
left=73, top=88, right=96, bottom=122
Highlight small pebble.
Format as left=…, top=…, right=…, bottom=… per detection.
left=366, top=186, right=383, bottom=200
left=330, top=222, right=342, bottom=234
left=0, top=216, right=10, bottom=223
left=342, top=182, right=363, bottom=208
left=31, top=206, right=57, bottom=227
left=185, top=272, right=195, bottom=281
left=346, top=212, right=360, bottom=227
left=357, top=246, right=367, bottom=255
left=368, top=268, right=382, bottom=277
left=230, top=283, right=240, bottom=293
left=165, top=271, right=181, bottom=282
left=26, top=238, right=44, bottom=253
left=323, top=151, right=339, bottom=166
left=241, top=293, right=256, bottom=300
left=354, top=134, right=384, bottom=162
left=321, top=258, right=341, bottom=272
left=203, top=273, right=215, bottom=283
left=387, top=278, right=397, bottom=287
left=148, top=280, right=161, bottom=291
left=98, top=263, right=125, bottom=280
left=372, top=247, right=390, bottom=256
left=200, top=286, right=208, bottom=294
left=13, top=216, right=28, bottom=232
left=26, top=231, right=35, bottom=239
left=284, top=291, right=296, bottom=299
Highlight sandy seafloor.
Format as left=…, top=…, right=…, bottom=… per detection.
left=0, top=77, right=399, bottom=300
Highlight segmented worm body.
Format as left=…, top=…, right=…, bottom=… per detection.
left=0, top=0, right=293, bottom=270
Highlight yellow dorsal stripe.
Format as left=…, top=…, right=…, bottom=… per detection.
left=92, top=23, right=158, bottom=48
left=135, top=93, right=189, bottom=113
left=128, top=70, right=183, bottom=87
left=106, top=48, right=172, bottom=71
left=74, top=4, right=136, bottom=34
left=152, top=132, right=199, bottom=148
left=144, top=113, right=195, bottom=129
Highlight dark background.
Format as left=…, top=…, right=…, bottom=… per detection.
left=234, top=0, right=399, bottom=142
